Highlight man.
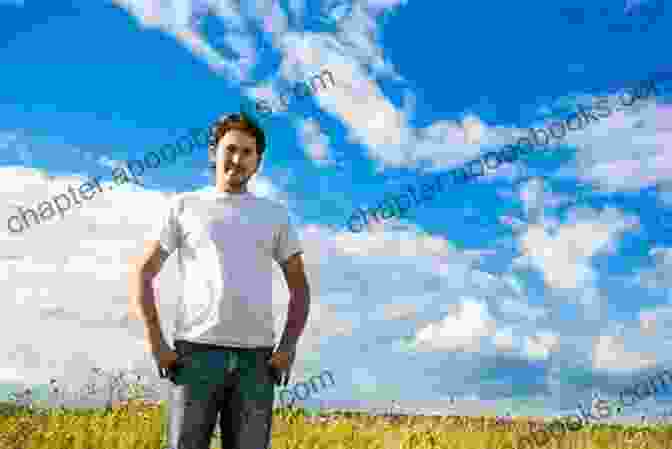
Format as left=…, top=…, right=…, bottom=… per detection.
left=129, top=112, right=311, bottom=449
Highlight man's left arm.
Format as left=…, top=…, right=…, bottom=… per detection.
left=270, top=253, right=310, bottom=385
left=278, top=252, right=310, bottom=351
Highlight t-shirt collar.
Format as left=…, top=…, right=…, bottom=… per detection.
left=209, top=190, right=253, bottom=200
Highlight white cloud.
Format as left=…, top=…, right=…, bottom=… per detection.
left=592, top=334, right=657, bottom=372
left=463, top=115, right=485, bottom=145
left=296, top=118, right=336, bottom=166
left=0, top=367, right=24, bottom=383
left=493, top=327, right=516, bottom=352
left=412, top=300, right=497, bottom=353
left=524, top=331, right=559, bottom=361
left=517, top=206, right=638, bottom=290
left=377, top=302, right=417, bottom=321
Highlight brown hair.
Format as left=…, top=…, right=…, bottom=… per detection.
left=207, top=112, right=266, bottom=160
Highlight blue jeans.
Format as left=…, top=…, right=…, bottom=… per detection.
left=167, top=340, right=277, bottom=449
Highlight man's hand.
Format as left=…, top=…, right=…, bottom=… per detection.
left=268, top=349, right=295, bottom=386
left=155, top=349, right=179, bottom=370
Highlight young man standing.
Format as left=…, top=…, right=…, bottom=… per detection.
left=129, top=113, right=311, bottom=449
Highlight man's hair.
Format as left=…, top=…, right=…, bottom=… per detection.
left=207, top=112, right=266, bottom=160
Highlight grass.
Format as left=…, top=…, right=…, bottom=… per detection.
left=2, top=400, right=672, bottom=449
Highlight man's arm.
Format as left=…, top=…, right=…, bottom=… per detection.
left=128, top=240, right=172, bottom=358
left=277, top=252, right=311, bottom=353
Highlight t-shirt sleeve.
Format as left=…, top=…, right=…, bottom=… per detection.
left=273, top=209, right=302, bottom=264
left=150, top=196, right=181, bottom=255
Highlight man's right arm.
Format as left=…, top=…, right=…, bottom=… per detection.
left=129, top=240, right=172, bottom=359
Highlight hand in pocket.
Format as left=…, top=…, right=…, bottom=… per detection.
left=167, top=353, right=192, bottom=385
left=268, top=365, right=283, bottom=386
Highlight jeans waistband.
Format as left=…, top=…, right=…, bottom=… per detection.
left=174, top=339, right=274, bottom=355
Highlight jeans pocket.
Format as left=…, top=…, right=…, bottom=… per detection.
left=167, top=365, right=181, bottom=386
left=169, top=352, right=192, bottom=385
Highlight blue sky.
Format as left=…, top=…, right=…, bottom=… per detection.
left=1, top=0, right=672, bottom=419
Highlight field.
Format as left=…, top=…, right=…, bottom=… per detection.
left=1, top=401, right=672, bottom=449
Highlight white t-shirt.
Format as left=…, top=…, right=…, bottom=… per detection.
left=152, top=190, right=302, bottom=348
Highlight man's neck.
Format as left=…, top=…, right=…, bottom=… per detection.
left=215, top=184, right=248, bottom=194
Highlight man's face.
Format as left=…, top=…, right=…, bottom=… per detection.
left=213, top=129, right=261, bottom=192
